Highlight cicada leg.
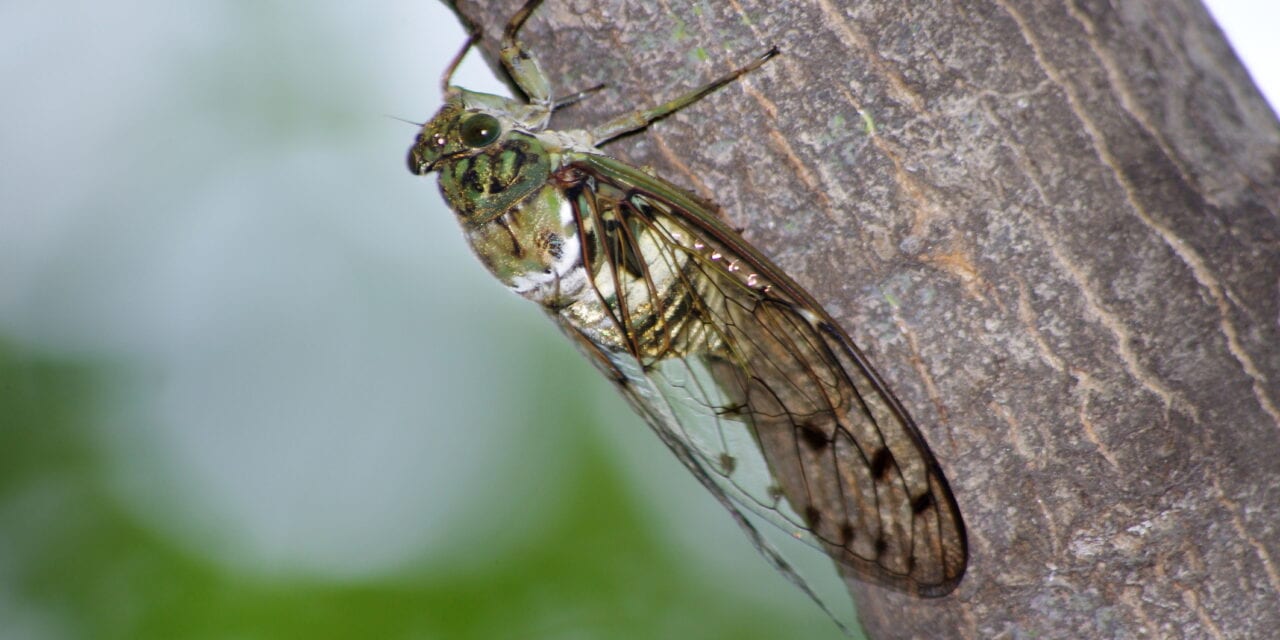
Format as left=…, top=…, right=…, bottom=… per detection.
left=551, top=82, right=607, bottom=110
left=439, top=33, right=476, bottom=94
left=499, top=0, right=775, bottom=142
left=501, top=0, right=553, bottom=111
left=590, top=47, right=779, bottom=146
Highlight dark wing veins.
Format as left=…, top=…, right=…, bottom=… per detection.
left=555, top=156, right=967, bottom=597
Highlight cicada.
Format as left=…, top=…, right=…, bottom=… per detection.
left=407, top=0, right=967, bottom=625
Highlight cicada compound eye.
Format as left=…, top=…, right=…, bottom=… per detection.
left=459, top=113, right=501, bottom=148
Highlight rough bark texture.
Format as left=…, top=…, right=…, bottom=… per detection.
left=450, top=0, right=1280, bottom=637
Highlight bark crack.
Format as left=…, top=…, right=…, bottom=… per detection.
left=992, top=0, right=1198, bottom=421
left=1212, top=476, right=1280, bottom=595
left=813, top=0, right=924, bottom=111
left=1004, top=0, right=1280, bottom=432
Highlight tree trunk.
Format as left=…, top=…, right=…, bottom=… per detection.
left=449, top=0, right=1280, bottom=637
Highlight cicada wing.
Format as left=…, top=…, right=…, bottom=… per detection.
left=713, top=297, right=967, bottom=595
left=552, top=319, right=853, bottom=635
left=557, top=154, right=966, bottom=596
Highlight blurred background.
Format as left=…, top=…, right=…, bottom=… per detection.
left=1, top=2, right=1273, bottom=639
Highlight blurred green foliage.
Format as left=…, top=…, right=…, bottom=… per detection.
left=0, top=341, right=847, bottom=639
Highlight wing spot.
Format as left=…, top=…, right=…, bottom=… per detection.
left=874, top=536, right=888, bottom=558
left=718, top=453, right=737, bottom=475
left=767, top=485, right=784, bottom=504
left=797, top=421, right=830, bottom=451
left=840, top=522, right=855, bottom=546
left=911, top=492, right=934, bottom=514
left=870, top=447, right=895, bottom=479
left=803, top=505, right=822, bottom=528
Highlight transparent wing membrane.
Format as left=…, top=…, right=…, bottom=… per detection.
left=557, top=157, right=966, bottom=596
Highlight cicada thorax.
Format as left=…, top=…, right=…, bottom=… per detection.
left=449, top=178, right=584, bottom=300
left=438, top=131, right=551, bottom=224
left=418, top=110, right=580, bottom=300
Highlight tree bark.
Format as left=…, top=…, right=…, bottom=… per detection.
left=449, top=0, right=1280, bottom=637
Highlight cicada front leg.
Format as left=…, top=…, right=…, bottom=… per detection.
left=500, top=0, right=554, bottom=125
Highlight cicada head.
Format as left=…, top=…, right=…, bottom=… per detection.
left=407, top=88, right=553, bottom=224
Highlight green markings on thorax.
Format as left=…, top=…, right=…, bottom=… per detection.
left=440, top=132, right=550, bottom=224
